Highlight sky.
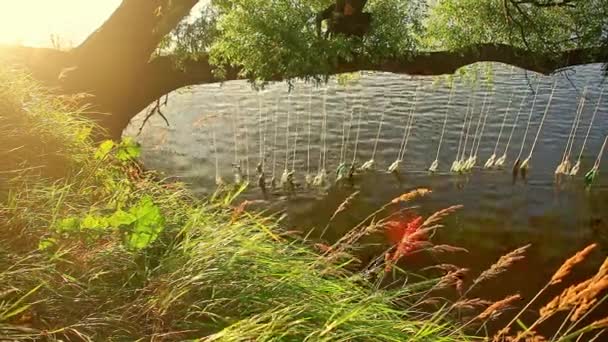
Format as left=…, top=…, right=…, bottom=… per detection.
left=0, top=0, right=121, bottom=47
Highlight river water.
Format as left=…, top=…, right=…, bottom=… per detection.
left=126, top=63, right=608, bottom=333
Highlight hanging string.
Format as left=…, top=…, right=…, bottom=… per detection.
left=468, top=91, right=488, bottom=159
left=292, top=97, right=300, bottom=172
left=514, top=82, right=541, bottom=163
left=303, top=88, right=312, bottom=174
left=271, top=96, right=279, bottom=186
left=520, top=81, right=557, bottom=169
left=343, top=92, right=355, bottom=161
left=233, top=103, right=240, bottom=166
left=339, top=91, right=348, bottom=164
left=337, top=90, right=354, bottom=180
left=452, top=93, right=472, bottom=172
left=371, top=92, right=388, bottom=161
left=429, top=86, right=455, bottom=172
left=585, top=135, right=608, bottom=187
left=322, top=89, right=329, bottom=171
left=570, top=88, right=604, bottom=176
left=495, top=91, right=529, bottom=167
left=351, top=100, right=363, bottom=165
left=313, top=88, right=329, bottom=187
left=258, top=92, right=264, bottom=168
left=485, top=89, right=515, bottom=168
left=460, top=92, right=477, bottom=163
left=240, top=101, right=250, bottom=181
left=399, top=85, right=421, bottom=164
left=474, top=91, right=493, bottom=158
left=212, top=128, right=222, bottom=185
left=577, top=88, right=605, bottom=163
left=284, top=94, right=291, bottom=171
left=493, top=92, right=515, bottom=156
left=557, top=87, right=587, bottom=174
left=305, top=88, right=314, bottom=186
left=396, top=85, right=420, bottom=162
left=566, top=88, right=588, bottom=160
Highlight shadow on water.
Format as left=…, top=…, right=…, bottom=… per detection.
left=126, top=64, right=608, bottom=336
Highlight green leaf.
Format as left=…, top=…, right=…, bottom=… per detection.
left=116, top=137, right=141, bottom=161
left=126, top=196, right=165, bottom=249
left=95, top=140, right=115, bottom=160
left=109, top=210, right=137, bottom=227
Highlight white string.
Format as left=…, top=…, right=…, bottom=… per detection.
left=594, top=135, right=608, bottom=169
left=371, top=91, right=388, bottom=160
left=566, top=87, right=588, bottom=160
left=307, top=88, right=313, bottom=174
left=434, top=87, right=455, bottom=160
left=397, top=85, right=419, bottom=161
left=468, top=92, right=487, bottom=158
left=321, top=89, right=328, bottom=170
left=272, top=96, right=279, bottom=179
left=233, top=103, right=240, bottom=165
left=343, top=91, right=355, bottom=164
left=502, top=92, right=529, bottom=157
left=515, top=82, right=541, bottom=161
left=455, top=94, right=472, bottom=161
left=461, top=93, right=477, bottom=161
left=241, top=101, right=250, bottom=180
left=400, top=85, right=421, bottom=162
left=577, top=88, right=605, bottom=162
left=284, top=94, right=291, bottom=170
left=339, top=90, right=349, bottom=164
left=213, top=128, right=220, bottom=183
left=559, top=88, right=586, bottom=166
left=352, top=101, right=363, bottom=164
left=292, top=97, right=299, bottom=172
left=525, top=82, right=557, bottom=159
left=493, top=91, right=515, bottom=155
left=258, top=92, right=264, bottom=164
left=474, top=92, right=493, bottom=157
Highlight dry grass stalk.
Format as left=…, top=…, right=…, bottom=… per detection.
left=492, top=327, right=511, bottom=342
left=475, top=244, right=531, bottom=285
left=539, top=275, right=608, bottom=321
left=475, top=294, right=521, bottom=321
left=437, top=268, right=469, bottom=294
left=390, top=188, right=431, bottom=204
left=421, top=205, right=463, bottom=228
left=329, top=191, right=360, bottom=221
left=429, top=244, right=469, bottom=254
left=591, top=316, right=608, bottom=328
left=549, top=243, right=597, bottom=286
left=540, top=279, right=592, bottom=318
left=571, top=278, right=608, bottom=321
left=453, top=298, right=492, bottom=311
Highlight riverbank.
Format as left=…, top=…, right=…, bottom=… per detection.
left=1, top=67, right=606, bottom=341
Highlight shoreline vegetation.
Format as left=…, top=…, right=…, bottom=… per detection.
left=1, top=67, right=607, bottom=341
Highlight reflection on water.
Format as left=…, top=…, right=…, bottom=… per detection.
left=126, top=64, right=608, bottom=333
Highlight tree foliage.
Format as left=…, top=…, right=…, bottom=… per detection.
left=161, top=0, right=606, bottom=82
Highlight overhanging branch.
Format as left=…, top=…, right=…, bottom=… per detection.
left=147, top=43, right=603, bottom=94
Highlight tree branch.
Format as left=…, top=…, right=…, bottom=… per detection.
left=147, top=43, right=603, bottom=92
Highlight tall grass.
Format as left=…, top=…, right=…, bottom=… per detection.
left=1, top=67, right=606, bottom=341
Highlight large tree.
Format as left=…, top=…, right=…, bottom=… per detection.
left=1, top=0, right=606, bottom=139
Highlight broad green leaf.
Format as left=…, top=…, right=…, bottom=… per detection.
left=126, top=196, right=165, bottom=249
left=116, top=137, right=141, bottom=161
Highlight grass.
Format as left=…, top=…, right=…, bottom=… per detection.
left=1, top=66, right=607, bottom=341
